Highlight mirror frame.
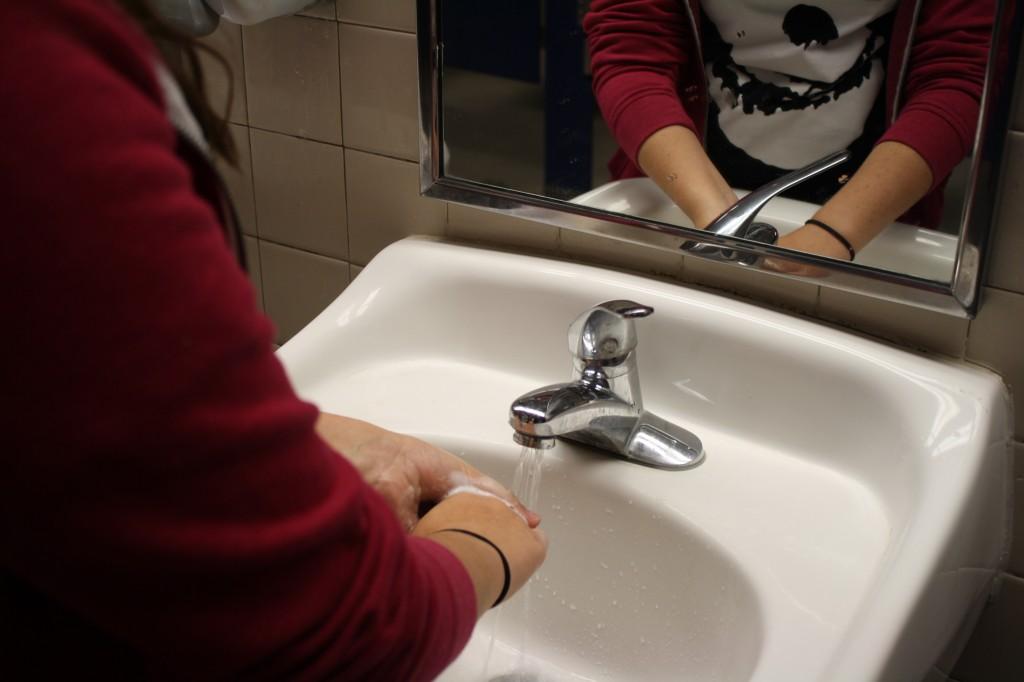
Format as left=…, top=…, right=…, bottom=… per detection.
left=417, top=0, right=1022, bottom=318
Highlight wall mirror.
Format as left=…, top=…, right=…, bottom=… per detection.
left=418, top=0, right=1022, bottom=317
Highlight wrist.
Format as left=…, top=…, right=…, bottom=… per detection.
left=423, top=527, right=506, bottom=616
left=430, top=529, right=510, bottom=609
left=804, top=219, right=856, bottom=261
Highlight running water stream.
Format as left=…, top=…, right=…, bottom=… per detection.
left=482, top=445, right=547, bottom=681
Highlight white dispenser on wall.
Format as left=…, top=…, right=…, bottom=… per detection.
left=150, top=0, right=317, bottom=35
left=204, top=0, right=317, bottom=25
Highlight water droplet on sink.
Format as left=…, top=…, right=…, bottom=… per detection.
left=569, top=604, right=577, bottom=611
left=600, top=562, right=608, bottom=569
left=604, top=508, right=613, bottom=514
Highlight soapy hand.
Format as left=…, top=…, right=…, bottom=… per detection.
left=315, top=413, right=541, bottom=531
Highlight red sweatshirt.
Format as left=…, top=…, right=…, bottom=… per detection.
left=584, top=0, right=994, bottom=226
left=0, top=2, right=475, bottom=679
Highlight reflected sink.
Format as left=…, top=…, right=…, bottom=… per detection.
left=277, top=237, right=1011, bottom=681
left=571, top=178, right=958, bottom=282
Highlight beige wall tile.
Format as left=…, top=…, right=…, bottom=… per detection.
left=561, top=229, right=683, bottom=279
left=217, top=124, right=256, bottom=236
left=339, top=24, right=418, bottom=160
left=337, top=0, right=416, bottom=32
left=1011, top=442, right=1024, bottom=577
left=260, top=241, right=350, bottom=343
left=967, top=288, right=1024, bottom=438
left=298, top=0, right=336, bottom=19
left=951, top=573, right=1024, bottom=682
left=817, top=288, right=970, bottom=357
left=987, top=131, right=1024, bottom=293
left=243, top=15, right=342, bottom=144
left=345, top=150, right=445, bottom=264
left=447, top=203, right=559, bottom=253
left=683, top=256, right=819, bottom=315
left=200, top=21, right=246, bottom=125
left=251, top=129, right=348, bottom=258
left=242, top=235, right=263, bottom=311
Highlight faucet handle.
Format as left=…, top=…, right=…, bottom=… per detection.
left=568, top=300, right=654, bottom=364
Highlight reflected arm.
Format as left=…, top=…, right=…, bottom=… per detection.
left=637, top=125, right=738, bottom=230
left=776, top=141, right=933, bottom=265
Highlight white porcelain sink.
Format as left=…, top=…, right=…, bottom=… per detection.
left=276, top=237, right=1011, bottom=681
left=571, top=178, right=958, bottom=282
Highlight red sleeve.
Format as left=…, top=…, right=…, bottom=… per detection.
left=583, top=0, right=700, bottom=166
left=879, top=0, right=995, bottom=189
left=0, top=2, right=474, bottom=680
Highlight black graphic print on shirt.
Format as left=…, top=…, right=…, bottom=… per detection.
left=700, top=1, right=896, bottom=202
left=783, top=4, right=839, bottom=47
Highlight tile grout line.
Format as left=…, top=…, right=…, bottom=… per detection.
left=336, top=20, right=352, bottom=266
left=258, top=234, right=356, bottom=266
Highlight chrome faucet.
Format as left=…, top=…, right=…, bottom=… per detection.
left=682, top=149, right=851, bottom=263
left=509, top=300, right=704, bottom=470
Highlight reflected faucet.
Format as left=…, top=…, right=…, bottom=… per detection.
left=682, top=149, right=851, bottom=264
left=509, top=300, right=704, bottom=470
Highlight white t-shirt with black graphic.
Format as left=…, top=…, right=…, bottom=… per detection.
left=701, top=0, right=898, bottom=194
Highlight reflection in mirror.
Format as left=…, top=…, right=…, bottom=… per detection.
left=438, top=0, right=1000, bottom=285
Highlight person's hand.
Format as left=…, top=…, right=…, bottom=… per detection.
left=315, top=413, right=541, bottom=531
left=765, top=222, right=854, bottom=277
left=414, top=492, right=548, bottom=616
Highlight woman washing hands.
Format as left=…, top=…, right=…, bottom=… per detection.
left=2, top=2, right=544, bottom=680
left=585, top=0, right=992, bottom=271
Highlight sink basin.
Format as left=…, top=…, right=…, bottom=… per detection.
left=571, top=178, right=958, bottom=282
left=432, top=436, right=764, bottom=681
left=276, top=237, right=1011, bottom=681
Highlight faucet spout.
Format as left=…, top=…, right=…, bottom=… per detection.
left=510, top=381, right=638, bottom=450
left=508, top=300, right=705, bottom=470
left=681, top=150, right=851, bottom=264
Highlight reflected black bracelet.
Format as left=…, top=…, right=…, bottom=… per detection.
left=806, top=219, right=856, bottom=260
left=433, top=528, right=511, bottom=608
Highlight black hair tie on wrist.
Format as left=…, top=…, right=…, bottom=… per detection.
left=433, top=528, right=511, bottom=608
left=806, top=219, right=856, bottom=261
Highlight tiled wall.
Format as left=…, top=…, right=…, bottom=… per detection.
left=202, top=2, right=1023, bottom=679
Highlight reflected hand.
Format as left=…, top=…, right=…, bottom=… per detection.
left=315, top=413, right=541, bottom=531
left=764, top=223, right=854, bottom=277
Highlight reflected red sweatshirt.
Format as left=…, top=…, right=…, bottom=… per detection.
left=0, top=2, right=475, bottom=679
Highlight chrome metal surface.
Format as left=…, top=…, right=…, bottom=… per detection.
left=680, top=152, right=848, bottom=264
left=417, top=0, right=1022, bottom=318
left=704, top=151, right=851, bottom=239
left=509, top=300, right=704, bottom=470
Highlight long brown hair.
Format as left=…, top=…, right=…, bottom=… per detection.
left=116, top=0, right=237, bottom=164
